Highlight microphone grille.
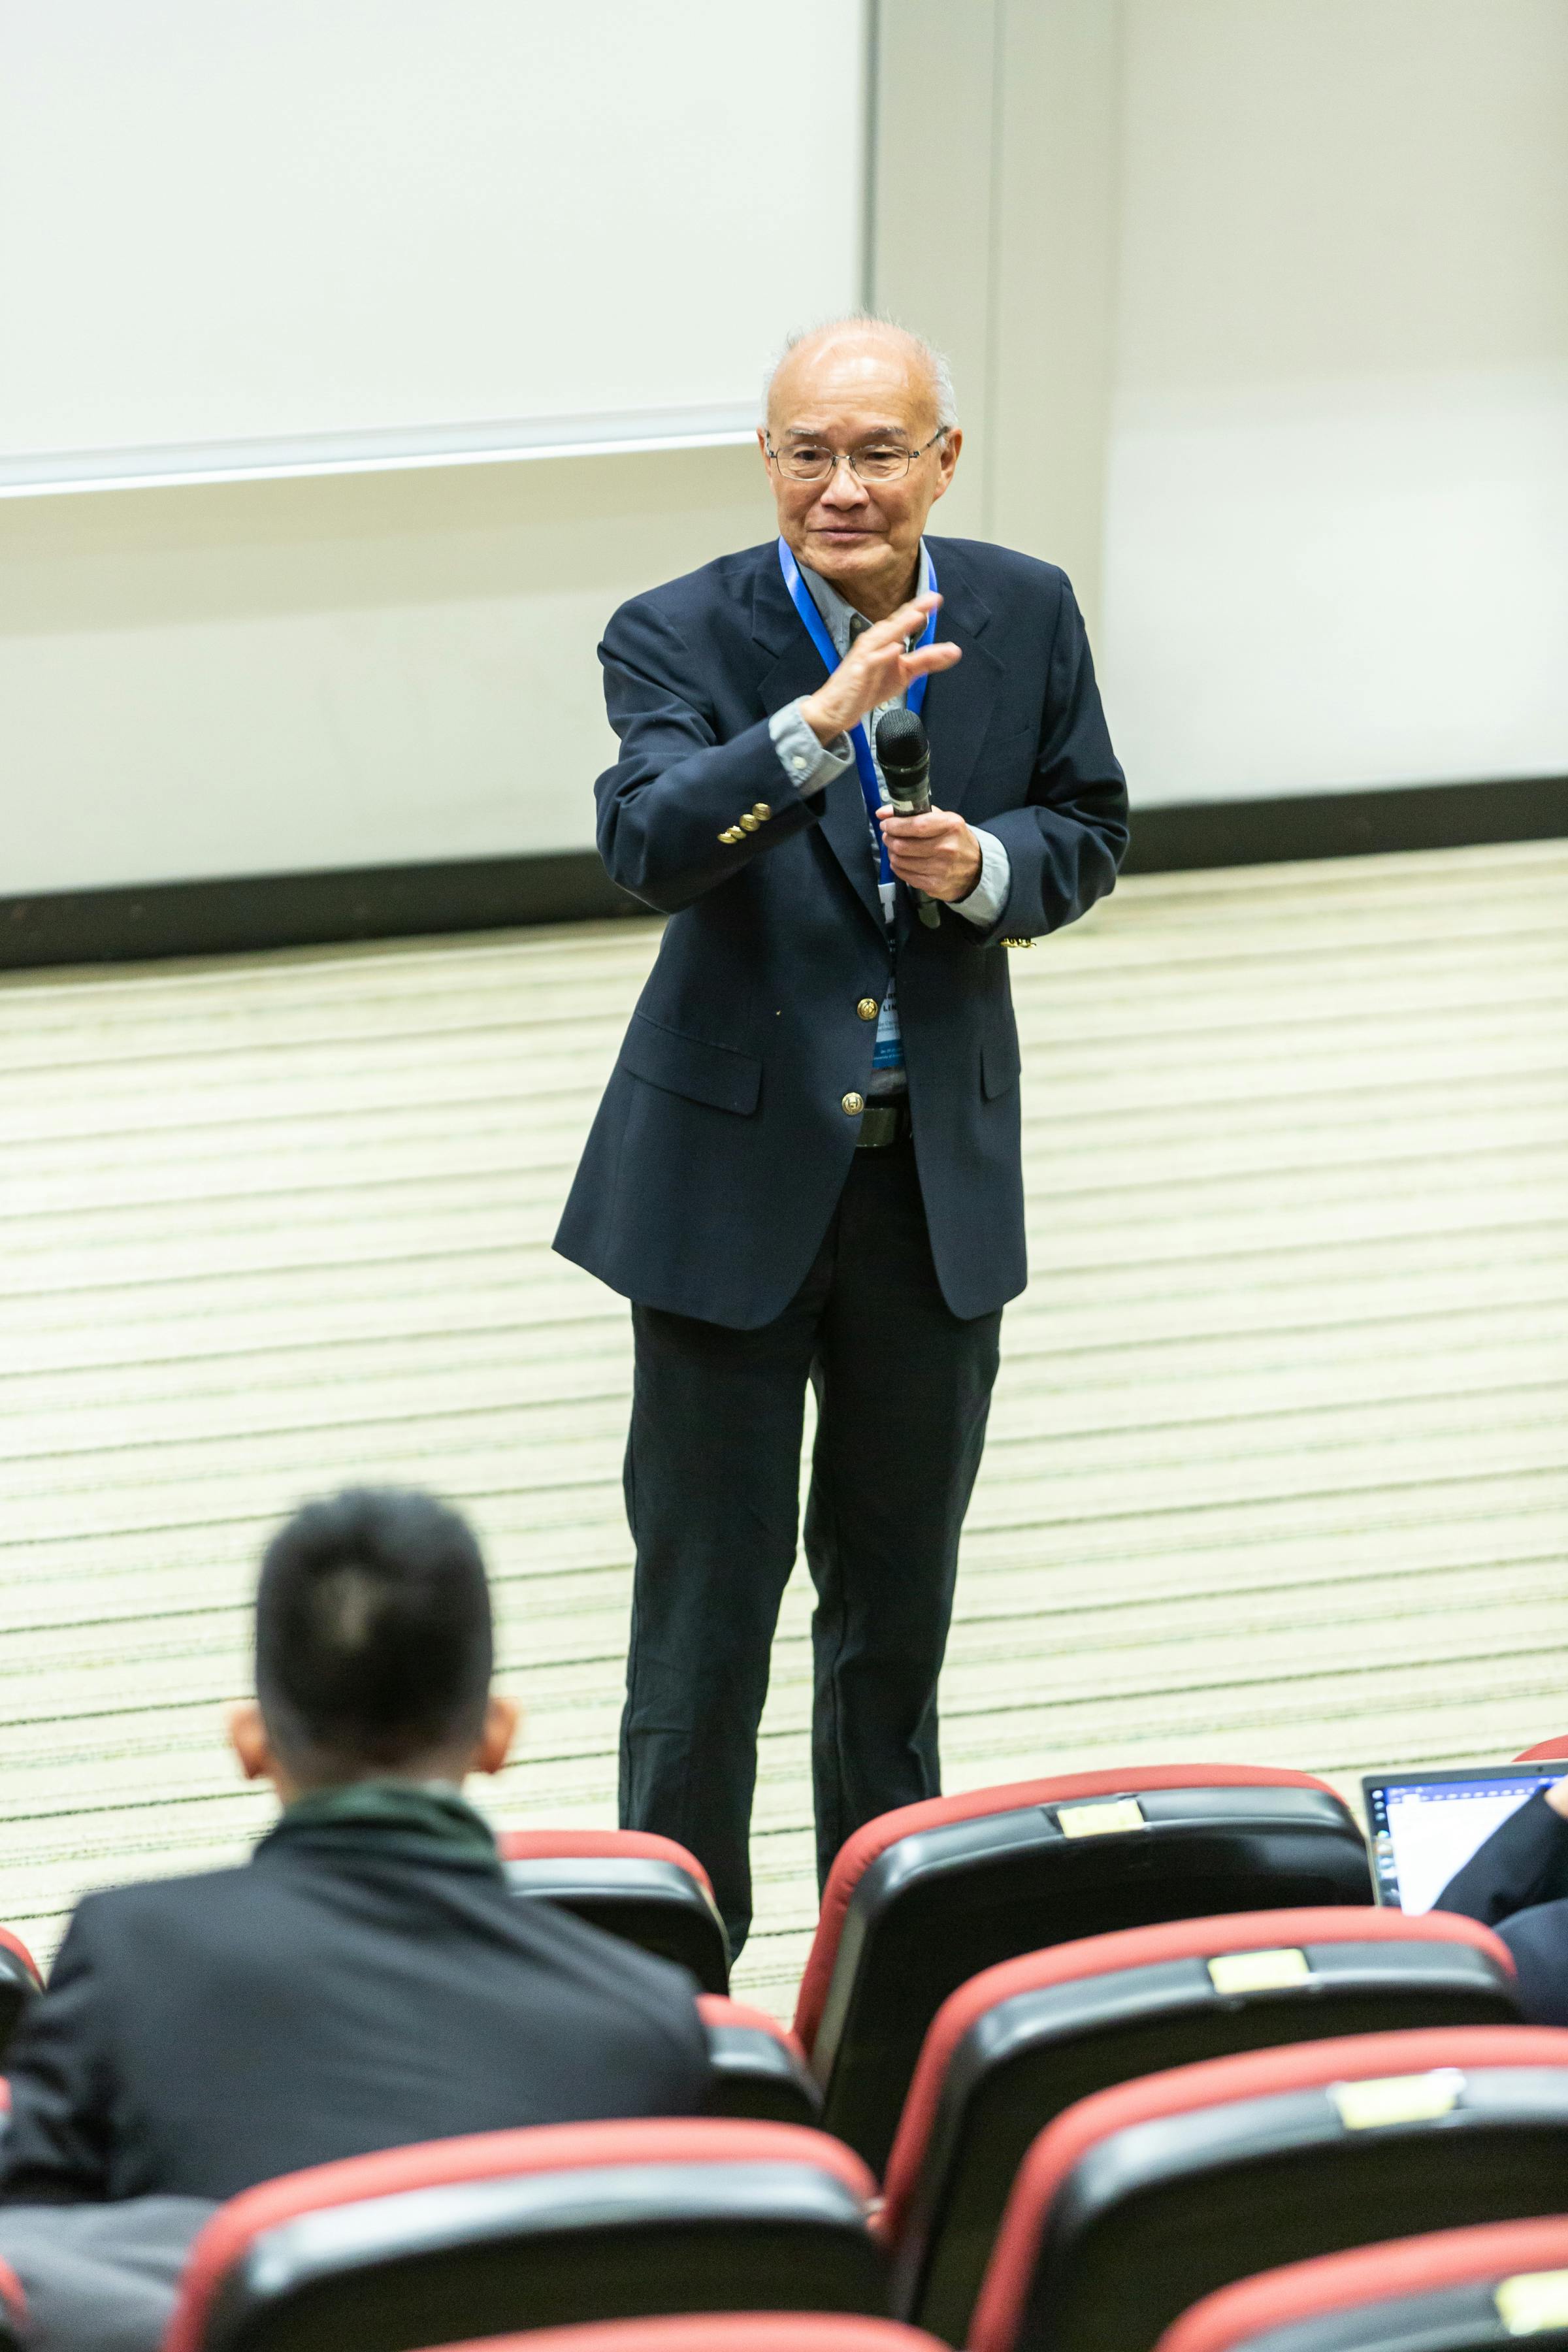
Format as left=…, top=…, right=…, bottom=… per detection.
left=875, top=708, right=928, bottom=772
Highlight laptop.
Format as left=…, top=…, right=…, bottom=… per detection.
left=1362, top=1766, right=1567, bottom=1913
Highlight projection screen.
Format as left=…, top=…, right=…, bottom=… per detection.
left=0, top=0, right=868, bottom=493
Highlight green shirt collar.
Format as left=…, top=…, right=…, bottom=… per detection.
left=257, top=1778, right=503, bottom=1876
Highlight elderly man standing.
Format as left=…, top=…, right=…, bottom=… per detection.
left=556, top=318, right=1128, bottom=1959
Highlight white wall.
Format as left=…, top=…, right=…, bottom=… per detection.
left=1102, top=0, right=1568, bottom=802
left=875, top=0, right=1568, bottom=808
left=5, top=0, right=1567, bottom=900
left=1, top=447, right=774, bottom=893
left=872, top=0, right=1123, bottom=622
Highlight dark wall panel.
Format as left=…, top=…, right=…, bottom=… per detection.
left=3, top=777, right=1563, bottom=972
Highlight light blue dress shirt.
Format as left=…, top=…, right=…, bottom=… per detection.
left=766, top=544, right=1012, bottom=930
left=766, top=544, right=1011, bottom=1098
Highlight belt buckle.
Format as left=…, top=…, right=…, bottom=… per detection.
left=857, top=1102, right=907, bottom=1151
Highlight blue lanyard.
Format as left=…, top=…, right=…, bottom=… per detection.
left=776, top=536, right=938, bottom=884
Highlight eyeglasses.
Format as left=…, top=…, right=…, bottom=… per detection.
left=764, top=428, right=947, bottom=483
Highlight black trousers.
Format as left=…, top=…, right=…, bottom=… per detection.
left=617, top=1138, right=1003, bottom=1957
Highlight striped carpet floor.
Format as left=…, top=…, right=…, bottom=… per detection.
left=2, top=836, right=1565, bottom=2017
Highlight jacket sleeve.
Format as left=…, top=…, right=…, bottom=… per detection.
left=0, top=1909, right=114, bottom=2204
left=958, top=578, right=1129, bottom=947
left=1433, top=1788, right=1568, bottom=1927
left=595, top=596, right=825, bottom=914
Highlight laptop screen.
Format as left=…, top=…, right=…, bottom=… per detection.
left=1363, top=1769, right=1566, bottom=1913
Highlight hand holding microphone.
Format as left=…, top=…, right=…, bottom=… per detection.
left=874, top=709, right=984, bottom=919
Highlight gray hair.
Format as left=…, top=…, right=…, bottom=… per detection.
left=761, top=314, right=958, bottom=433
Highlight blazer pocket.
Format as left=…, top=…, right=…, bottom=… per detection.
left=982, top=1029, right=1022, bottom=1100
left=621, top=1011, right=762, bottom=1116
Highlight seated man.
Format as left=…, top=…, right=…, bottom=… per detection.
left=0, top=1487, right=710, bottom=2347
left=1435, top=1773, right=1568, bottom=2023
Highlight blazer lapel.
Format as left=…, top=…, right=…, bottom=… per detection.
left=748, top=540, right=1004, bottom=938
left=890, top=543, right=1002, bottom=943
left=918, top=543, right=1002, bottom=815
left=751, top=552, right=886, bottom=931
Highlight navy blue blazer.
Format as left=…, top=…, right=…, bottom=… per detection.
left=1436, top=1788, right=1568, bottom=2026
left=0, top=1831, right=708, bottom=2203
left=554, top=535, right=1128, bottom=1329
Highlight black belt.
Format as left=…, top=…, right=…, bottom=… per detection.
left=856, top=1100, right=911, bottom=1151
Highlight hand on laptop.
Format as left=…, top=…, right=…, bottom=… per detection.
left=1546, top=1780, right=1568, bottom=1820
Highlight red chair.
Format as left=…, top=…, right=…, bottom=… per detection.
left=1516, top=1740, right=1568, bottom=1762
left=878, top=1905, right=1518, bottom=2344
left=416, top=2320, right=946, bottom=2352
left=501, top=1828, right=729, bottom=1992
left=0, top=2260, right=22, bottom=2352
left=966, top=2025, right=1568, bottom=2352
left=164, top=2118, right=884, bottom=2352
left=1152, top=2216, right=1568, bottom=2352
left=0, top=1927, right=41, bottom=2058
left=700, top=1995, right=820, bottom=2126
left=794, top=1763, right=1374, bottom=2170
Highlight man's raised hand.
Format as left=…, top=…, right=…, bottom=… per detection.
left=798, top=593, right=962, bottom=745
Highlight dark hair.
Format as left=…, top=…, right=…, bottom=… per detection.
left=255, top=1488, right=493, bottom=1772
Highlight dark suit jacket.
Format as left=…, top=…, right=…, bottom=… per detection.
left=1435, top=1788, right=1568, bottom=2024
left=553, top=536, right=1128, bottom=1329
left=0, top=1831, right=710, bottom=2205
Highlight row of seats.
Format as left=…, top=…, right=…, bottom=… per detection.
left=6, top=1904, right=1522, bottom=2343
left=878, top=1905, right=1514, bottom=2340
left=95, top=2019, right=1568, bottom=2352
left=4, top=1750, right=1561, bottom=2349
left=4, top=2223, right=1565, bottom=2352
left=12, top=1752, right=1545, bottom=2161
left=502, top=1748, right=1568, bottom=2172
left=325, top=2233, right=1568, bottom=2352
left=504, top=1762, right=1382, bottom=2172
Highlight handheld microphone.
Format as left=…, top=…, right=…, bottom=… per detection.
left=875, top=708, right=941, bottom=929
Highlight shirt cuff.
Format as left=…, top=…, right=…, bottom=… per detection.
left=770, top=699, right=854, bottom=798
left=952, top=826, right=1011, bottom=928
